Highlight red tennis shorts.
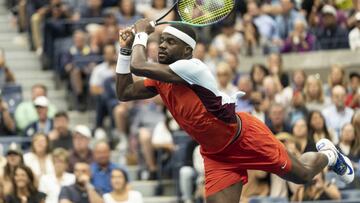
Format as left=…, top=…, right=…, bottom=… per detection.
left=202, top=112, right=292, bottom=197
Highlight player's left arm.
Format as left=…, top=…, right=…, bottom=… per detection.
left=130, top=19, right=186, bottom=84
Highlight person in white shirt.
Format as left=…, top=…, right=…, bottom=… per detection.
left=349, top=12, right=360, bottom=51
left=39, top=148, right=75, bottom=203
left=24, top=133, right=55, bottom=178
left=103, top=168, right=143, bottom=203
left=322, top=85, right=354, bottom=140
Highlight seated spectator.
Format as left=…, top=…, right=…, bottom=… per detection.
left=242, top=16, right=263, bottom=56
left=91, top=141, right=126, bottom=194
left=307, top=110, right=335, bottom=144
left=292, top=171, right=341, bottom=201
left=151, top=108, right=177, bottom=153
left=288, top=92, right=308, bottom=126
left=216, top=62, right=238, bottom=96
left=59, top=162, right=104, bottom=203
left=353, top=111, right=360, bottom=144
left=29, top=0, right=51, bottom=52
left=304, top=74, right=331, bottom=112
left=103, top=168, right=143, bottom=203
left=276, top=0, right=305, bottom=40
left=77, top=0, right=103, bottom=19
left=241, top=170, right=269, bottom=202
left=5, top=165, right=46, bottom=203
left=324, top=64, right=347, bottom=97
left=235, top=75, right=254, bottom=113
left=249, top=64, right=268, bottom=92
left=267, top=53, right=289, bottom=88
left=265, top=103, right=292, bottom=134
left=293, top=118, right=316, bottom=153
left=349, top=12, right=360, bottom=50
left=249, top=91, right=266, bottom=122
left=0, top=99, right=16, bottom=135
left=193, top=42, right=217, bottom=75
left=281, top=19, right=315, bottom=53
left=322, top=85, right=354, bottom=139
left=39, top=148, right=76, bottom=203
left=15, top=84, right=57, bottom=131
left=314, top=5, right=349, bottom=50
left=337, top=123, right=360, bottom=163
left=1, top=143, right=23, bottom=196
left=48, top=111, right=73, bottom=149
left=116, top=0, right=142, bottom=29
left=24, top=133, right=55, bottom=178
left=291, top=69, right=306, bottom=93
left=143, top=0, right=175, bottom=26
left=63, top=30, right=98, bottom=111
left=223, top=52, right=241, bottom=84
left=211, top=22, right=243, bottom=56
left=68, top=125, right=93, bottom=172
left=346, top=72, right=360, bottom=109
left=0, top=48, right=15, bottom=88
left=24, top=96, right=54, bottom=137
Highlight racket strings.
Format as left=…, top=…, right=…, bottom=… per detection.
left=178, top=0, right=234, bottom=25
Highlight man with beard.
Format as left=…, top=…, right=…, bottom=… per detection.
left=49, top=111, right=73, bottom=149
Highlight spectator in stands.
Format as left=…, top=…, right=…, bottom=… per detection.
left=241, top=170, right=269, bottom=202
left=39, top=148, right=75, bottom=203
left=324, top=64, right=347, bottom=96
left=265, top=103, right=292, bottom=134
left=304, top=74, right=331, bottom=111
left=59, top=162, right=104, bottom=203
left=211, top=22, right=243, bottom=56
left=267, top=53, right=289, bottom=88
left=1, top=143, right=23, bottom=196
left=193, top=42, right=217, bottom=75
left=90, top=44, right=117, bottom=128
left=5, top=165, right=46, bottom=203
left=24, top=96, right=54, bottom=137
left=223, top=52, right=241, bottom=84
left=249, top=91, right=266, bottom=122
left=48, top=111, right=73, bottom=149
left=315, top=5, right=349, bottom=50
left=29, top=0, right=51, bottom=53
left=116, top=0, right=142, bottom=29
left=308, top=110, right=335, bottom=144
left=337, top=123, right=360, bottom=164
left=0, top=48, right=15, bottom=88
left=349, top=12, right=360, bottom=50
left=275, top=0, right=305, bottom=40
left=103, top=168, right=143, bottom=203
left=291, top=69, right=306, bottom=93
left=281, top=19, right=315, bottom=53
left=63, top=30, right=97, bottom=111
left=216, top=62, right=237, bottom=96
left=261, top=76, right=282, bottom=111
left=352, top=111, right=360, bottom=144
left=322, top=85, right=354, bottom=139
left=346, top=72, right=360, bottom=109
left=293, top=118, right=316, bottom=153
left=292, top=171, right=341, bottom=201
left=242, top=15, right=263, bottom=56
left=0, top=98, right=16, bottom=135
left=24, top=133, right=55, bottom=178
left=250, top=64, right=269, bottom=91
left=288, top=92, right=308, bottom=125
left=143, top=0, right=175, bottom=24
left=91, top=141, right=124, bottom=194
left=15, top=84, right=56, bottom=131
left=68, top=125, right=93, bottom=172
left=78, top=0, right=103, bottom=19
left=235, top=75, right=254, bottom=112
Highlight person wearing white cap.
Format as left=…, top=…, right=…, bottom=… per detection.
left=68, top=125, right=93, bottom=172
left=349, top=12, right=360, bottom=50
left=23, top=96, right=54, bottom=137
left=314, top=4, right=349, bottom=50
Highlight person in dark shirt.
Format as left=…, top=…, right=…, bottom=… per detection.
left=68, top=125, right=93, bottom=172
left=5, top=165, right=46, bottom=203
left=59, top=162, right=103, bottom=203
left=49, top=111, right=73, bottom=149
left=0, top=99, right=15, bottom=135
left=265, top=103, right=292, bottom=134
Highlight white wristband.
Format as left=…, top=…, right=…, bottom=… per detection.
left=132, top=32, right=148, bottom=48
left=116, top=53, right=131, bottom=74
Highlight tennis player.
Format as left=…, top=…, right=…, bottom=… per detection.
left=115, top=19, right=354, bottom=203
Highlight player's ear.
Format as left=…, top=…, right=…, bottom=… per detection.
left=184, top=46, right=193, bottom=57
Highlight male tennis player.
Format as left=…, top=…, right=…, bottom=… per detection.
left=115, top=19, right=354, bottom=203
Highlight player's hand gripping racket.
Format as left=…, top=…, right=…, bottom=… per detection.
left=149, top=0, right=235, bottom=27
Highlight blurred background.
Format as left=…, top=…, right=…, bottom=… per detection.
left=0, top=0, right=359, bottom=202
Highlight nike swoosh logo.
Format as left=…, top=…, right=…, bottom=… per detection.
left=345, top=162, right=353, bottom=175
left=281, top=161, right=287, bottom=170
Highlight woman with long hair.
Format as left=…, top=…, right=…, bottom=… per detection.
left=117, top=0, right=142, bottom=29
left=2, top=143, right=24, bottom=196
left=292, top=119, right=316, bottom=153
left=103, top=168, right=143, bottom=203
left=250, top=64, right=269, bottom=92
left=5, top=165, right=46, bottom=203
left=304, top=75, right=331, bottom=112
left=307, top=111, right=335, bottom=144
left=23, top=133, right=55, bottom=178
left=337, top=123, right=360, bottom=163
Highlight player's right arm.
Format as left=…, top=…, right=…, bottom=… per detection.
left=116, top=28, right=158, bottom=102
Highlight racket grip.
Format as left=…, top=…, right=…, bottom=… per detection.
left=131, top=21, right=156, bottom=34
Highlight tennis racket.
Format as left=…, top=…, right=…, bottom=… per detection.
left=149, top=0, right=235, bottom=27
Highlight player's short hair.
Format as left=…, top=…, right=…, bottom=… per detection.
left=170, top=24, right=197, bottom=44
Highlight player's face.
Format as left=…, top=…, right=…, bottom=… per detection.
left=158, top=33, right=188, bottom=64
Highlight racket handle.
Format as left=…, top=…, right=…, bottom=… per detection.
left=131, top=21, right=156, bottom=34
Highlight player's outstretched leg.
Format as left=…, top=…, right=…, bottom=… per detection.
left=280, top=138, right=354, bottom=184
left=206, top=182, right=242, bottom=203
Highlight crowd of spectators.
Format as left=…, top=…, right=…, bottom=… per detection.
left=0, top=0, right=360, bottom=202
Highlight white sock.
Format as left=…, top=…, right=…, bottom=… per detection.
left=319, top=150, right=337, bottom=166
